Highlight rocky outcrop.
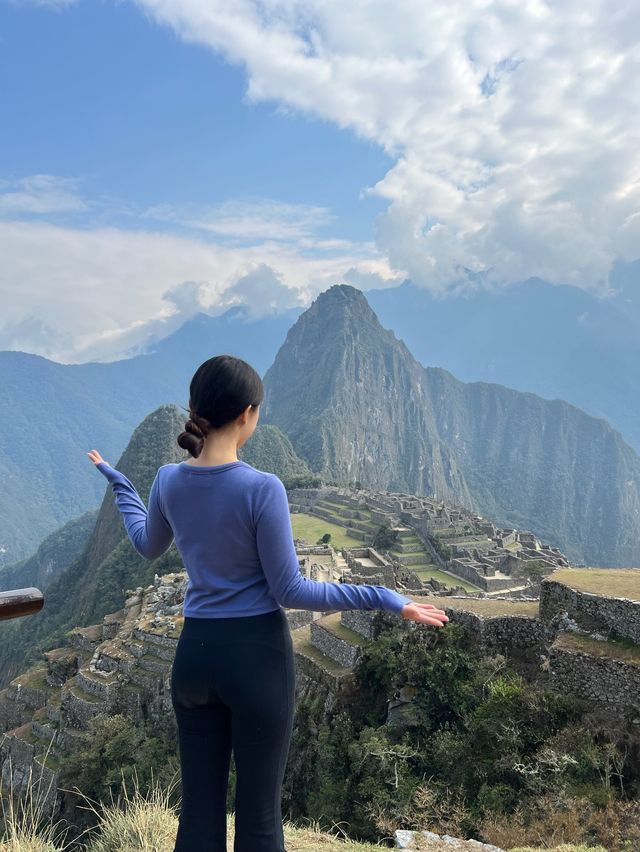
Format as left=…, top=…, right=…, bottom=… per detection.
left=262, top=283, right=640, bottom=567
left=1, top=533, right=638, bottom=832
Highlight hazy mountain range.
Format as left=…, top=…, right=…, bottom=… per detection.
left=367, top=260, right=640, bottom=456
left=1, top=271, right=639, bottom=567
left=0, top=406, right=311, bottom=685
left=262, top=285, right=640, bottom=567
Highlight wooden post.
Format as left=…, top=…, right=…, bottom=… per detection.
left=0, top=587, right=44, bottom=621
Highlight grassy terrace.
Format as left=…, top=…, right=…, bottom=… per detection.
left=548, top=568, right=640, bottom=601
left=315, top=611, right=364, bottom=645
left=12, top=665, right=51, bottom=691
left=418, top=595, right=540, bottom=618
left=554, top=631, right=640, bottom=665
left=411, top=566, right=482, bottom=592
left=291, top=512, right=361, bottom=549
left=290, top=622, right=352, bottom=677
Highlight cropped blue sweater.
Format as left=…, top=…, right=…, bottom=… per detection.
left=95, top=459, right=413, bottom=619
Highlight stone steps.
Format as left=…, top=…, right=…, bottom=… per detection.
left=391, top=541, right=426, bottom=554
left=66, top=623, right=103, bottom=652
left=137, top=645, right=173, bottom=674
left=92, top=642, right=137, bottom=675
left=394, top=552, right=434, bottom=567
left=340, top=609, right=377, bottom=640
left=31, top=719, right=59, bottom=745
left=132, top=628, right=179, bottom=660
left=60, top=679, right=109, bottom=729
left=57, top=726, right=90, bottom=753
left=76, top=667, right=120, bottom=702
left=127, top=666, right=162, bottom=692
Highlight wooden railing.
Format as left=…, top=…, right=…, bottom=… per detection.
left=0, top=587, right=44, bottom=621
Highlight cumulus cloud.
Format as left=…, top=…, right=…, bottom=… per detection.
left=132, top=0, right=640, bottom=293
left=0, top=217, right=397, bottom=362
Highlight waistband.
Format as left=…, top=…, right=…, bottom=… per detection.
left=180, top=606, right=287, bottom=638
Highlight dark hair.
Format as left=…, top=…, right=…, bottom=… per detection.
left=177, top=354, right=264, bottom=459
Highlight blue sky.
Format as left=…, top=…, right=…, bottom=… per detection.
left=0, top=1, right=638, bottom=363
left=0, top=0, right=391, bottom=240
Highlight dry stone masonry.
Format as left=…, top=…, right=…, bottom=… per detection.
left=289, top=484, right=569, bottom=598
left=0, top=477, right=638, bottom=828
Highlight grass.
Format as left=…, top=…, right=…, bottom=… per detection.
left=290, top=623, right=352, bottom=677
left=548, top=567, right=640, bottom=600
left=0, top=757, right=618, bottom=851
left=554, top=631, right=640, bottom=665
left=422, top=595, right=540, bottom=618
left=11, top=667, right=51, bottom=692
left=290, top=512, right=359, bottom=549
left=314, top=612, right=364, bottom=645
left=411, top=568, right=482, bottom=592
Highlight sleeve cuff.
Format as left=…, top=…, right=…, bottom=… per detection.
left=95, top=461, right=119, bottom=482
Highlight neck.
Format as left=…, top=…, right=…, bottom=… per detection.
left=196, top=434, right=240, bottom=465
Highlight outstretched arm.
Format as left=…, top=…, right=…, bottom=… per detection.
left=88, top=450, right=174, bottom=560
left=255, top=473, right=413, bottom=613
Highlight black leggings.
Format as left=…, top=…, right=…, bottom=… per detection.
left=170, top=607, right=296, bottom=852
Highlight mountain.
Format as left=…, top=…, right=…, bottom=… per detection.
left=366, top=272, right=640, bottom=454
left=262, top=284, right=473, bottom=504
left=0, top=407, right=312, bottom=685
left=0, top=306, right=300, bottom=566
left=261, top=284, right=640, bottom=566
left=238, top=423, right=316, bottom=482
left=0, top=510, right=97, bottom=594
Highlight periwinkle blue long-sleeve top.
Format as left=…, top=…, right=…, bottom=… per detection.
left=95, top=458, right=413, bottom=619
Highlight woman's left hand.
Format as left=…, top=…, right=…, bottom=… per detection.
left=87, top=449, right=109, bottom=467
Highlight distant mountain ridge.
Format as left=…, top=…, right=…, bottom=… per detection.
left=0, top=407, right=312, bottom=686
left=0, top=308, right=298, bottom=565
left=366, top=267, right=640, bottom=454
left=261, top=284, right=640, bottom=566
left=3, top=273, right=640, bottom=569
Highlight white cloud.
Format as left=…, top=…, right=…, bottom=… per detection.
left=8, top=0, right=77, bottom=6
left=143, top=198, right=334, bottom=242
left=0, top=218, right=398, bottom=362
left=0, top=174, right=88, bottom=216
left=132, top=0, right=640, bottom=294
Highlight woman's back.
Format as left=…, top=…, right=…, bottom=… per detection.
left=163, top=459, right=281, bottom=617
left=96, top=457, right=412, bottom=618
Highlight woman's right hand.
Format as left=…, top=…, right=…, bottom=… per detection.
left=400, top=601, right=449, bottom=627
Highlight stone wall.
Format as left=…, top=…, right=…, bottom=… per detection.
left=450, top=559, right=490, bottom=590
left=0, top=731, right=59, bottom=818
left=550, top=642, right=640, bottom=710
left=286, top=609, right=319, bottom=630
left=442, top=607, right=552, bottom=652
left=540, top=580, right=640, bottom=644
left=309, top=621, right=361, bottom=668
left=340, top=609, right=377, bottom=640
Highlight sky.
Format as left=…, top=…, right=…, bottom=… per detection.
left=1, top=0, right=639, bottom=363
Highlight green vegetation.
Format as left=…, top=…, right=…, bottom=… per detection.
left=554, top=631, right=640, bottom=665
left=55, top=714, right=180, bottom=815
left=290, top=512, right=356, bottom=550
left=284, top=620, right=640, bottom=851
left=424, top=595, right=540, bottom=618
left=372, top=521, right=399, bottom=551
left=429, top=533, right=453, bottom=562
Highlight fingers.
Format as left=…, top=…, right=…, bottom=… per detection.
left=416, top=603, right=448, bottom=619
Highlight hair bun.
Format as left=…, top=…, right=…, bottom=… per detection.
left=185, top=417, right=205, bottom=440
left=177, top=411, right=209, bottom=459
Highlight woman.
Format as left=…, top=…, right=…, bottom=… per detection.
left=87, top=353, right=448, bottom=852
